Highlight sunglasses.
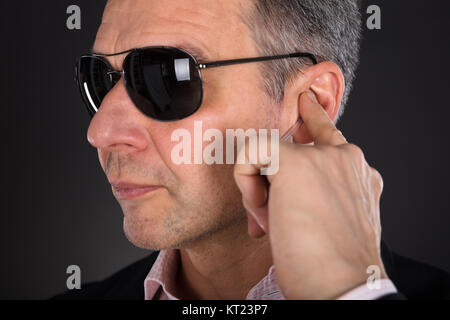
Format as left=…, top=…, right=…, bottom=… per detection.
left=75, top=46, right=318, bottom=122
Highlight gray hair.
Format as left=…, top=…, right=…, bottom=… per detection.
left=241, top=0, right=362, bottom=120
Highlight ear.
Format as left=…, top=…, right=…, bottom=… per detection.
left=280, top=61, right=345, bottom=144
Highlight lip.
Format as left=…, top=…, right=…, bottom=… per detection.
left=110, top=182, right=164, bottom=200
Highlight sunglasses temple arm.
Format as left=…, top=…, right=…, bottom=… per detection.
left=198, top=53, right=318, bottom=69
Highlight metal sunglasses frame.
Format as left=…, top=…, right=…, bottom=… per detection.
left=75, top=46, right=318, bottom=120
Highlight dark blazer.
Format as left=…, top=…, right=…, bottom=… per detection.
left=52, top=241, right=450, bottom=300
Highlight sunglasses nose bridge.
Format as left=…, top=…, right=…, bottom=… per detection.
left=106, top=70, right=124, bottom=77
left=106, top=70, right=125, bottom=86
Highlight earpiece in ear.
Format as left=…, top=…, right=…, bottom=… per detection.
left=280, top=117, right=303, bottom=143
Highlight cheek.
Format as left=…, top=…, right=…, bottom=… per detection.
left=173, top=162, right=241, bottom=214
left=199, top=66, right=267, bottom=127
left=151, top=124, right=241, bottom=205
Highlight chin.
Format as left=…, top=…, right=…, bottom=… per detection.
left=122, top=208, right=244, bottom=251
left=122, top=215, right=183, bottom=250
left=119, top=195, right=185, bottom=249
left=119, top=185, right=247, bottom=250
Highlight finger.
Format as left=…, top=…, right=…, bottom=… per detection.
left=234, top=163, right=269, bottom=232
left=234, top=139, right=272, bottom=233
left=299, top=91, right=347, bottom=146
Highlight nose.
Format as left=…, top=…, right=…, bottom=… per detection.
left=87, top=79, right=150, bottom=153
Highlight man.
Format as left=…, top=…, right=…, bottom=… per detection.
left=55, top=0, right=450, bottom=300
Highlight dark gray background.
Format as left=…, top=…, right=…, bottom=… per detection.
left=1, top=1, right=449, bottom=299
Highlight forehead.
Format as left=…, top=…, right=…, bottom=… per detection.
left=93, top=0, right=256, bottom=68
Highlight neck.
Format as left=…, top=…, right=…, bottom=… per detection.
left=175, top=219, right=272, bottom=299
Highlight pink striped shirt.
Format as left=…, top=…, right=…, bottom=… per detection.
left=144, top=249, right=397, bottom=300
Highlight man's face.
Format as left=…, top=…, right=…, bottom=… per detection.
left=87, top=0, right=279, bottom=249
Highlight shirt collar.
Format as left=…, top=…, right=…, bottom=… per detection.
left=144, top=249, right=285, bottom=300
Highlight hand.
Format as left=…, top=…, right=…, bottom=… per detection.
left=233, top=91, right=388, bottom=300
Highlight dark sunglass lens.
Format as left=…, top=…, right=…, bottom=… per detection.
left=123, top=48, right=202, bottom=121
left=77, top=56, right=116, bottom=116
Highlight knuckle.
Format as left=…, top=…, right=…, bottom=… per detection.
left=371, top=167, right=384, bottom=191
left=319, top=127, right=341, bottom=143
left=344, top=143, right=365, bottom=160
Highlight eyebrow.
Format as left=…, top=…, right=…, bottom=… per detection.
left=89, top=41, right=210, bottom=63
left=177, top=43, right=209, bottom=62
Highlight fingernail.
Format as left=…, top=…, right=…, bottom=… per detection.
left=243, top=199, right=266, bottom=232
left=249, top=209, right=266, bottom=232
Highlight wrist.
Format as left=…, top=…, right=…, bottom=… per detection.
left=286, top=265, right=388, bottom=300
